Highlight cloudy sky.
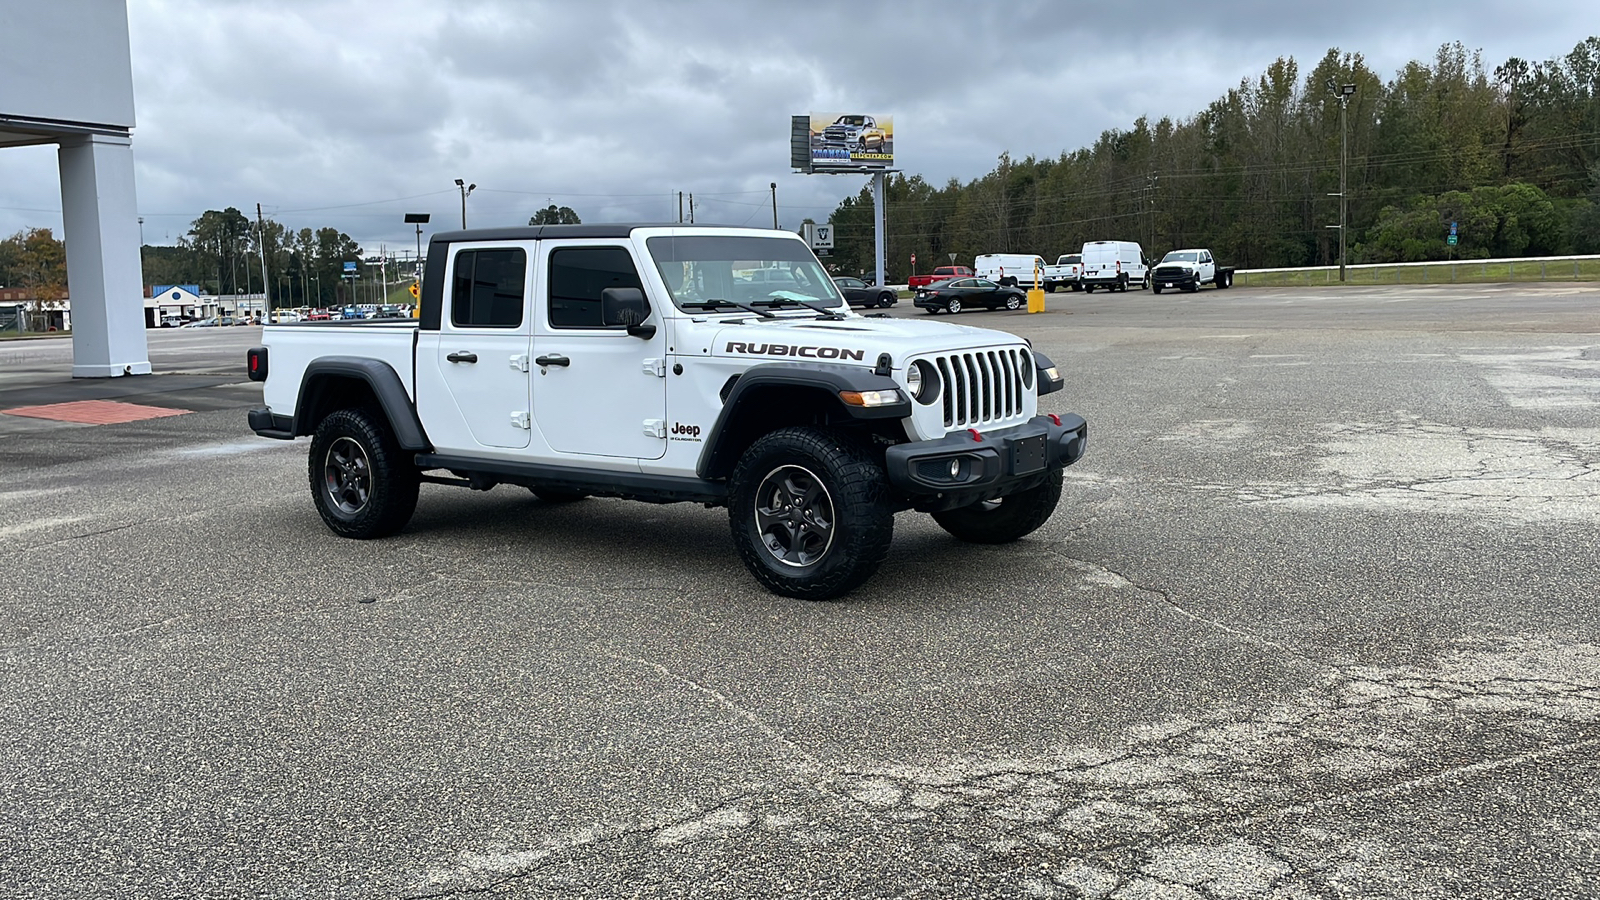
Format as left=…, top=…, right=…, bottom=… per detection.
left=1, top=0, right=1594, bottom=254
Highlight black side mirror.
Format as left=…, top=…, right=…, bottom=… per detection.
left=601, top=287, right=655, bottom=339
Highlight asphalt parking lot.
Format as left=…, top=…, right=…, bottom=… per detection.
left=2, top=283, right=1598, bottom=898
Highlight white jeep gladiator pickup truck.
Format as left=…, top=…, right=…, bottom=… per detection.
left=247, top=225, right=1088, bottom=600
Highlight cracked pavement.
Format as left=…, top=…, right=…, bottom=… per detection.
left=1, top=284, right=1598, bottom=898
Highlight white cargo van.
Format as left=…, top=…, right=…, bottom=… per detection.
left=1079, top=241, right=1148, bottom=292
left=974, top=253, right=1047, bottom=288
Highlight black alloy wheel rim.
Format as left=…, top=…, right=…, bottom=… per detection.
left=753, top=464, right=836, bottom=567
left=324, top=436, right=372, bottom=515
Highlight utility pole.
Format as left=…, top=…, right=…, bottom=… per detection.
left=688, top=194, right=695, bottom=224
left=1328, top=80, right=1356, bottom=281
left=678, top=191, right=684, bottom=224
left=770, top=182, right=778, bottom=229
left=256, top=203, right=271, bottom=322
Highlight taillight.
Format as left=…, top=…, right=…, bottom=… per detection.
left=246, top=347, right=268, bottom=382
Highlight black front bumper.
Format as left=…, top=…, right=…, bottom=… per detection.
left=884, top=414, right=1087, bottom=511
left=1153, top=270, right=1199, bottom=287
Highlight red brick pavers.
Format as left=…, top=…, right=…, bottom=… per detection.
left=1, top=400, right=191, bottom=425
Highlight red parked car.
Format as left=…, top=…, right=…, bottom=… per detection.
left=907, top=265, right=973, bottom=291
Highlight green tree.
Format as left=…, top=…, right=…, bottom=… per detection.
left=529, top=205, right=581, bottom=225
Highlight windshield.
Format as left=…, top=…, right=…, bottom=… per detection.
left=647, top=236, right=844, bottom=311
left=835, top=116, right=867, bottom=126
left=1162, top=251, right=1200, bottom=263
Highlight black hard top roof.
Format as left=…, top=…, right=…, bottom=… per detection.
left=428, top=224, right=778, bottom=244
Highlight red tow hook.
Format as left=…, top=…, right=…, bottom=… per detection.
left=968, top=428, right=983, bottom=442
left=1047, top=413, right=1061, bottom=426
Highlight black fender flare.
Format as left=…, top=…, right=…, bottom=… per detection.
left=696, top=363, right=910, bottom=481
left=1033, top=350, right=1065, bottom=396
left=294, top=356, right=431, bottom=450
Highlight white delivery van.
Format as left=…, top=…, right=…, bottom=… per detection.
left=974, top=253, right=1047, bottom=288
left=1079, top=241, right=1149, bottom=292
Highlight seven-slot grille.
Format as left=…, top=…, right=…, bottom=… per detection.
left=930, top=347, right=1033, bottom=429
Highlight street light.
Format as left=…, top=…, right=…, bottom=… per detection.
left=455, top=178, right=476, bottom=229
left=770, top=182, right=778, bottom=229
left=1328, top=80, right=1356, bottom=282
left=405, top=213, right=430, bottom=293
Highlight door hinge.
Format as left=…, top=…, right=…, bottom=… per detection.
left=643, top=358, right=666, bottom=377
left=643, top=418, right=666, bottom=438
left=510, top=354, right=530, bottom=373
left=511, top=411, right=531, bottom=429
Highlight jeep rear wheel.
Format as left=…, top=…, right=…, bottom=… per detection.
left=931, top=469, right=1062, bottom=544
left=728, top=428, right=894, bottom=600
left=308, top=407, right=419, bottom=539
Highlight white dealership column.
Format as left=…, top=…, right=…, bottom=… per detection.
left=58, top=132, right=151, bottom=377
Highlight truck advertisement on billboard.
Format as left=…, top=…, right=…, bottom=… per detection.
left=808, top=113, right=894, bottom=170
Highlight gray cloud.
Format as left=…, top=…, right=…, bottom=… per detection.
left=1, top=0, right=1593, bottom=251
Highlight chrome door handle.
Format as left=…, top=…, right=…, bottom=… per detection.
left=535, top=354, right=570, bottom=367
left=446, top=351, right=478, bottom=364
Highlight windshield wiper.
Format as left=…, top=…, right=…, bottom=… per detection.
left=680, top=298, right=775, bottom=318
left=751, top=296, right=847, bottom=320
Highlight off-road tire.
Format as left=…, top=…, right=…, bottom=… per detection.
left=931, top=468, right=1063, bottom=545
left=728, top=427, right=894, bottom=600
left=308, top=407, right=419, bottom=539
left=530, top=488, right=588, bottom=503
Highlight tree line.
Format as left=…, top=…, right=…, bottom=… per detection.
left=142, top=207, right=371, bottom=307
left=0, top=209, right=379, bottom=309
left=821, top=38, right=1600, bottom=281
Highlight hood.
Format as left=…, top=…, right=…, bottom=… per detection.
left=703, top=313, right=1025, bottom=366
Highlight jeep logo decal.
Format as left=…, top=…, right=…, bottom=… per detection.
left=670, top=422, right=703, bottom=442
left=724, top=342, right=865, bottom=361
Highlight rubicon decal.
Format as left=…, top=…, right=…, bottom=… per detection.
left=724, top=342, right=865, bottom=361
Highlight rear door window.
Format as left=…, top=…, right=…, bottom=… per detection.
left=451, top=248, right=527, bottom=328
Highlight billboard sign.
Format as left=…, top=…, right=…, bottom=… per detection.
left=804, top=113, right=894, bottom=171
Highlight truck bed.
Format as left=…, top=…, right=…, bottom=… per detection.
left=259, top=320, right=418, bottom=416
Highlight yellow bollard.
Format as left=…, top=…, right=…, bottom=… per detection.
left=1027, top=287, right=1046, bottom=313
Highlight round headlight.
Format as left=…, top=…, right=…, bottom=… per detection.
left=907, top=359, right=940, bottom=405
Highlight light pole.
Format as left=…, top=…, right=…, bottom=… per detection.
left=455, top=178, right=475, bottom=229
left=770, top=182, right=778, bottom=229
left=1328, top=80, right=1356, bottom=282
left=405, top=213, right=430, bottom=297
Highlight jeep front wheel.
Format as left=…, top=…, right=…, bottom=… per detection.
left=728, top=428, right=894, bottom=600
left=931, top=469, right=1062, bottom=544
left=308, top=407, right=419, bottom=539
